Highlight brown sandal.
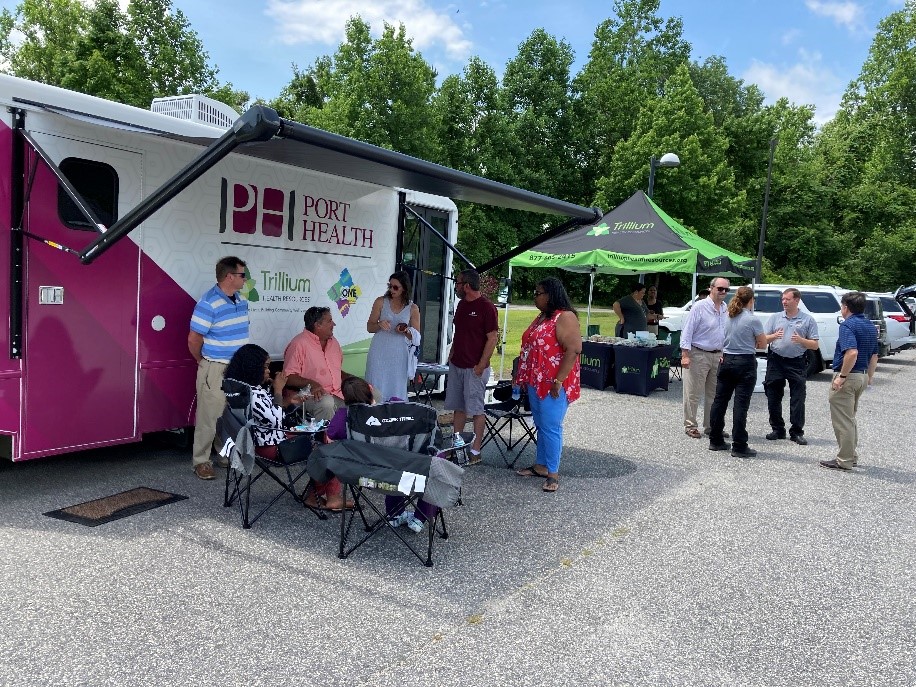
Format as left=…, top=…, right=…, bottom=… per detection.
left=685, top=428, right=702, bottom=439
left=542, top=477, right=559, bottom=492
left=516, top=465, right=548, bottom=478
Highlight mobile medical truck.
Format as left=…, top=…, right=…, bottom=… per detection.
left=0, top=74, right=598, bottom=461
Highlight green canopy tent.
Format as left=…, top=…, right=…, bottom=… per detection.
left=508, top=190, right=755, bottom=326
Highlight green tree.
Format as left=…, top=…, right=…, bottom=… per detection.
left=596, top=63, right=743, bottom=249
left=572, top=0, right=691, bottom=203
left=0, top=0, right=247, bottom=110
left=303, top=17, right=439, bottom=159
left=809, top=1, right=916, bottom=288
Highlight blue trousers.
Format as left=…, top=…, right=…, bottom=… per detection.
left=527, top=385, right=569, bottom=474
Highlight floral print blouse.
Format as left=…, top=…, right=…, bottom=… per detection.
left=516, top=309, right=581, bottom=402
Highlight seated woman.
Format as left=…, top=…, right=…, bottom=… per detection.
left=223, top=344, right=349, bottom=511
left=327, top=377, right=436, bottom=533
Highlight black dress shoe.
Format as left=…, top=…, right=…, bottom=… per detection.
left=820, top=459, right=851, bottom=470
left=708, top=442, right=731, bottom=451
left=766, top=431, right=786, bottom=440
left=790, top=435, right=808, bottom=446
left=731, top=447, right=757, bottom=458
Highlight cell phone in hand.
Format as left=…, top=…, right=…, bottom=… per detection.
left=397, top=323, right=408, bottom=332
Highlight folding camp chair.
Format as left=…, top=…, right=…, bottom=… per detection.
left=218, top=378, right=325, bottom=528
left=667, top=330, right=683, bottom=381
left=482, top=380, right=538, bottom=469
left=308, top=401, right=464, bottom=567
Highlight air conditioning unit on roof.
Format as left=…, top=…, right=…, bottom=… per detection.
left=150, top=94, right=239, bottom=130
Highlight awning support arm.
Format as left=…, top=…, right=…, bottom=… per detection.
left=402, top=203, right=476, bottom=270
left=79, top=105, right=282, bottom=264
left=475, top=210, right=601, bottom=274
left=20, top=129, right=108, bottom=233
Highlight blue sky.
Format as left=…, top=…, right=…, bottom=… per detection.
left=2, top=0, right=907, bottom=123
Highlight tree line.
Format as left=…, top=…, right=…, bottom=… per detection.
left=3, top=0, right=914, bottom=305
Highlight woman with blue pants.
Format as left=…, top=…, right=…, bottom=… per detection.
left=514, top=277, right=582, bottom=492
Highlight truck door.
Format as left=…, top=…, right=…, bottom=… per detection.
left=401, top=205, right=449, bottom=362
left=21, top=134, right=142, bottom=458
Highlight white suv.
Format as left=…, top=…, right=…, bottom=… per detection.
left=660, top=284, right=855, bottom=376
left=866, top=292, right=916, bottom=352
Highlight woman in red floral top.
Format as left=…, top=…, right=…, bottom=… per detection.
left=514, top=277, right=582, bottom=492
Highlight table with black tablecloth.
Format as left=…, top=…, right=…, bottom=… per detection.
left=580, top=341, right=616, bottom=390
left=612, top=344, right=673, bottom=396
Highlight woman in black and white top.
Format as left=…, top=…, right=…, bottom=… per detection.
left=224, top=343, right=351, bottom=511
left=224, top=344, right=289, bottom=453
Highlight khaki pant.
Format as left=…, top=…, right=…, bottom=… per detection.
left=683, top=348, right=721, bottom=432
left=829, top=372, right=867, bottom=467
left=192, top=359, right=228, bottom=467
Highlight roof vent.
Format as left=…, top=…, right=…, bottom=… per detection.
left=150, top=94, right=239, bottom=130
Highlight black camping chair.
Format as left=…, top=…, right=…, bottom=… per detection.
left=482, top=361, right=538, bottom=468
left=667, top=330, right=683, bottom=381
left=218, top=378, right=325, bottom=528
left=308, top=401, right=464, bottom=567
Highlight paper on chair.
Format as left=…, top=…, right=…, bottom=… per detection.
left=397, top=472, right=426, bottom=494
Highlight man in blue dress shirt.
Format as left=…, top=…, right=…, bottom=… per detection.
left=821, top=291, right=878, bottom=470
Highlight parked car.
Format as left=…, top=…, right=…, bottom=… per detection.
left=659, top=284, right=856, bottom=377
left=863, top=295, right=890, bottom=358
left=865, top=292, right=916, bottom=352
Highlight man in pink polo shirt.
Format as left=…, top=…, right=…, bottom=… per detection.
left=283, top=307, right=354, bottom=421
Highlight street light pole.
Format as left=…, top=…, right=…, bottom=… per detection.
left=755, top=138, right=778, bottom=284
left=647, top=152, right=680, bottom=198
left=645, top=152, right=680, bottom=284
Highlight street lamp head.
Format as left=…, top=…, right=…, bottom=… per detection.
left=658, top=152, right=680, bottom=168
left=647, top=152, right=680, bottom=198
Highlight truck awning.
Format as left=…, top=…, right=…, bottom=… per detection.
left=14, top=99, right=600, bottom=264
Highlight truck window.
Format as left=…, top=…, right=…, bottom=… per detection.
left=57, top=158, right=118, bottom=231
left=800, top=292, right=841, bottom=313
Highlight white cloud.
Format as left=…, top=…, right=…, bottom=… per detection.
left=743, top=49, right=846, bottom=124
left=781, top=28, right=802, bottom=45
left=804, top=0, right=867, bottom=31
left=265, top=0, right=472, bottom=60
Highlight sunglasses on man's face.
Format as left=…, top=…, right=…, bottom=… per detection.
left=715, top=286, right=729, bottom=292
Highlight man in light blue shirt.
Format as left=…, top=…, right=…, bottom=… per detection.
left=763, top=288, right=819, bottom=445
left=680, top=277, right=730, bottom=438
left=188, top=256, right=250, bottom=479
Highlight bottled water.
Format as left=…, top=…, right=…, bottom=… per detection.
left=511, top=385, right=521, bottom=401
left=452, top=433, right=465, bottom=448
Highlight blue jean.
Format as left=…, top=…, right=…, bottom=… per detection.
left=527, top=385, right=569, bottom=474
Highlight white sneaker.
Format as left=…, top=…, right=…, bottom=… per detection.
left=405, top=514, right=425, bottom=533
left=387, top=511, right=412, bottom=528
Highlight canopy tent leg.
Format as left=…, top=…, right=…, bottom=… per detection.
left=499, top=265, right=512, bottom=379
left=691, top=271, right=698, bottom=298
left=586, top=270, right=595, bottom=329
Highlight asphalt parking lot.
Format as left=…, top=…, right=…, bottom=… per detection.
left=2, top=350, right=915, bottom=686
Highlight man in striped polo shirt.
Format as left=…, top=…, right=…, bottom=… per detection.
left=188, top=256, right=250, bottom=479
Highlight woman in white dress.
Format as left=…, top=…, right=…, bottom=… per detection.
left=365, top=271, right=421, bottom=401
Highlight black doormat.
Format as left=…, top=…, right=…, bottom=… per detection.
left=44, top=487, right=188, bottom=527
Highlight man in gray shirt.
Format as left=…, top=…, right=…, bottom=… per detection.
left=763, top=288, right=820, bottom=445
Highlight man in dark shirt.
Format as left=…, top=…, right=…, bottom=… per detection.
left=821, top=291, right=879, bottom=470
left=445, top=269, right=499, bottom=463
